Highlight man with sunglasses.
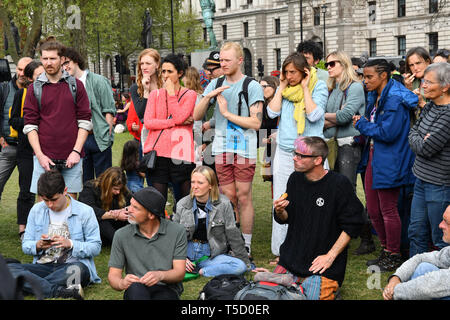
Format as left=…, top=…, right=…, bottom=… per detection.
left=271, top=136, right=363, bottom=300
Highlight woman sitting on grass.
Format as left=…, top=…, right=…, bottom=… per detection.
left=79, top=167, right=131, bottom=246
left=173, top=166, right=251, bottom=277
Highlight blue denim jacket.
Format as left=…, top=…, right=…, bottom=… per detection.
left=22, top=197, right=102, bottom=283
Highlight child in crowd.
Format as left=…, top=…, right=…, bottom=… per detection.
left=120, top=140, right=146, bottom=193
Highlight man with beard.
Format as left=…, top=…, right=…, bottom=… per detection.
left=23, top=38, right=91, bottom=199
left=108, top=187, right=187, bottom=300
left=0, top=57, right=32, bottom=210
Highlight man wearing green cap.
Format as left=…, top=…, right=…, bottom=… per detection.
left=108, top=187, right=187, bottom=300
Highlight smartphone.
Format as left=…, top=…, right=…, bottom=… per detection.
left=40, top=238, right=53, bottom=242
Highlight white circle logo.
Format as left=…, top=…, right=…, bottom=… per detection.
left=316, top=197, right=324, bottom=207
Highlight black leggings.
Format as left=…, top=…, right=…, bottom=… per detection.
left=124, top=282, right=179, bottom=300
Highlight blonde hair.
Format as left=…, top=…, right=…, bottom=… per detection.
left=136, top=48, right=162, bottom=97
left=220, top=42, right=244, bottom=59
left=190, top=166, right=220, bottom=201
left=326, top=50, right=360, bottom=92
left=183, top=66, right=203, bottom=94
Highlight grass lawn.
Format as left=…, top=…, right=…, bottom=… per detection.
left=0, top=132, right=392, bottom=300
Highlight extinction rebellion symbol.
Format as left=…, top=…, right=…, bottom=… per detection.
left=316, top=197, right=324, bottom=207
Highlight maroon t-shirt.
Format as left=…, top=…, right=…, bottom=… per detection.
left=23, top=77, right=91, bottom=160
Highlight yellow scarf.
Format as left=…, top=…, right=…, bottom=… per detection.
left=281, top=67, right=318, bottom=134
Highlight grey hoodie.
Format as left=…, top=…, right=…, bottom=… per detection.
left=392, top=246, right=450, bottom=300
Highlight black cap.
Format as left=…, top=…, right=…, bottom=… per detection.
left=132, top=187, right=166, bottom=218
left=205, top=51, right=220, bottom=66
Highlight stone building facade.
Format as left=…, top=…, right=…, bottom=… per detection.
left=185, top=0, right=449, bottom=77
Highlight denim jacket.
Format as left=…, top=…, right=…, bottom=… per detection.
left=22, top=197, right=102, bottom=284
left=173, top=194, right=251, bottom=267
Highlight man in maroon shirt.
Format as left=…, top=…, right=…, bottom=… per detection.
left=23, top=38, right=92, bottom=199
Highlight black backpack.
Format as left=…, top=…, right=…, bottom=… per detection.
left=0, top=254, right=43, bottom=300
left=198, top=274, right=249, bottom=300
left=213, top=75, right=256, bottom=116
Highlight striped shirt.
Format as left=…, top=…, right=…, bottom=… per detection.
left=408, top=101, right=450, bottom=186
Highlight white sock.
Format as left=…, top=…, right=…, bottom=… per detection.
left=242, top=233, right=252, bottom=253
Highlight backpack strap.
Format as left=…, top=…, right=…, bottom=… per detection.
left=237, top=76, right=255, bottom=116
left=66, top=76, right=77, bottom=105
left=33, top=76, right=77, bottom=110
left=33, top=80, right=44, bottom=110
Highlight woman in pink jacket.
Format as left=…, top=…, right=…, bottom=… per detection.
left=143, top=54, right=197, bottom=201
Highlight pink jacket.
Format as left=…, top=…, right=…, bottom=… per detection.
left=143, top=88, right=197, bottom=163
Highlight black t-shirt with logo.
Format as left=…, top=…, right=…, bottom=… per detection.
left=275, top=170, right=364, bottom=286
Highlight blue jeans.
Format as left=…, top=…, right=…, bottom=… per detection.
left=187, top=241, right=246, bottom=277
left=408, top=179, right=450, bottom=257
left=126, top=171, right=144, bottom=193
left=411, top=262, right=450, bottom=300
left=8, top=262, right=90, bottom=298
left=83, top=135, right=112, bottom=183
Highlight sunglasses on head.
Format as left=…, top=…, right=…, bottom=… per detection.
left=325, top=60, right=340, bottom=68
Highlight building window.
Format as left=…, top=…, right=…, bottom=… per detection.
left=247, top=0, right=253, bottom=4
left=429, top=0, right=439, bottom=13
left=397, top=36, right=406, bottom=56
left=313, top=7, right=321, bottom=26
left=429, top=32, right=438, bottom=56
left=222, top=25, right=227, bottom=40
left=275, top=49, right=281, bottom=71
left=369, top=38, right=377, bottom=57
left=368, top=1, right=376, bottom=22
left=226, top=0, right=231, bottom=8
left=275, top=18, right=281, bottom=35
left=243, top=22, right=249, bottom=38
left=203, top=28, right=207, bottom=42
left=398, top=0, right=406, bottom=17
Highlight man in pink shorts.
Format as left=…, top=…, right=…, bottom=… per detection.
left=194, top=42, right=264, bottom=256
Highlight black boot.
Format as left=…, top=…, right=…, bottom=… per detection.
left=354, top=222, right=376, bottom=255
left=366, top=248, right=387, bottom=267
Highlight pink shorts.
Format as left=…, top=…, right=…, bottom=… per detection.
left=215, top=153, right=256, bottom=185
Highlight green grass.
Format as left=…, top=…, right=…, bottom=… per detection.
left=0, top=132, right=392, bottom=300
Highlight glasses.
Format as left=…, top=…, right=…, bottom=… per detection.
left=206, top=66, right=220, bottom=73
left=421, top=79, right=439, bottom=86
left=261, top=84, right=271, bottom=88
left=62, top=60, right=71, bottom=67
left=292, top=151, right=318, bottom=159
left=325, top=60, right=340, bottom=69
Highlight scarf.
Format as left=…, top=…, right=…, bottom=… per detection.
left=281, top=67, right=318, bottom=134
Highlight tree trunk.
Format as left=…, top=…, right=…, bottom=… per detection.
left=22, top=2, right=43, bottom=58
left=0, top=2, right=19, bottom=64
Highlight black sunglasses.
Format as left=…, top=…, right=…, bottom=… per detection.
left=206, top=66, right=220, bottom=73
left=325, top=60, right=340, bottom=68
left=292, top=151, right=318, bottom=159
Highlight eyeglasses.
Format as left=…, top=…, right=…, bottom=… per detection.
left=292, top=151, right=318, bottom=159
left=261, top=84, right=271, bottom=88
left=325, top=60, right=340, bottom=69
left=62, top=60, right=71, bottom=67
left=205, top=66, right=220, bottom=73
left=421, top=79, right=439, bottom=86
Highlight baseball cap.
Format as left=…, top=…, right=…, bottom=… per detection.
left=205, top=51, right=220, bottom=66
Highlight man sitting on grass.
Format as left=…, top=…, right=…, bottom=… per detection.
left=383, top=204, right=450, bottom=300
left=108, top=187, right=187, bottom=300
left=254, top=136, right=363, bottom=300
left=8, top=170, right=102, bottom=300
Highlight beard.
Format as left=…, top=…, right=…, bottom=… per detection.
left=127, top=215, right=138, bottom=225
left=45, top=65, right=62, bottom=77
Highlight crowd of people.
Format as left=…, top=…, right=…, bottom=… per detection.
left=0, top=35, right=449, bottom=301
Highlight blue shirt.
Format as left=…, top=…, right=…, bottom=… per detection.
left=203, top=76, right=264, bottom=159
left=22, top=197, right=102, bottom=284
left=267, top=80, right=328, bottom=152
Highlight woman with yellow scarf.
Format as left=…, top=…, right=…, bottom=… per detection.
left=266, top=52, right=328, bottom=263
